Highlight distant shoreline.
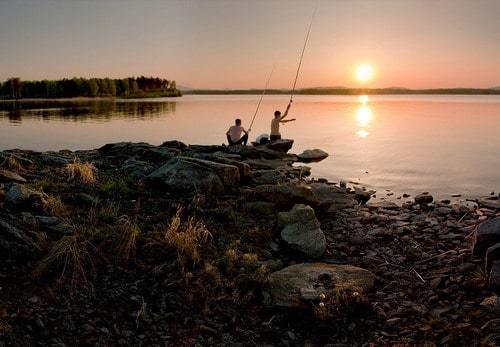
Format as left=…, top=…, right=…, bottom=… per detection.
left=185, top=87, right=500, bottom=96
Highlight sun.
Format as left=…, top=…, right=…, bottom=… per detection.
left=355, top=64, right=375, bottom=82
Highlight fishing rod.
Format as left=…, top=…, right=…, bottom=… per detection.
left=289, top=2, right=319, bottom=103
left=248, top=65, right=275, bottom=131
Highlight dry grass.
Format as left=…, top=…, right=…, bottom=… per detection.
left=35, top=235, right=97, bottom=290
left=1, top=154, right=24, bottom=172
left=114, top=221, right=141, bottom=260
left=242, top=253, right=258, bottom=263
left=43, top=195, right=66, bottom=216
left=88, top=203, right=120, bottom=225
left=163, top=206, right=212, bottom=271
left=64, top=159, right=97, bottom=184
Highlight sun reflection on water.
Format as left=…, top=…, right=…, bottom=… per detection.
left=356, top=95, right=373, bottom=138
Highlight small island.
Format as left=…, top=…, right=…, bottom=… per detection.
left=0, top=76, right=182, bottom=100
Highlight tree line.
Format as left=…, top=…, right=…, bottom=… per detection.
left=0, top=77, right=181, bottom=99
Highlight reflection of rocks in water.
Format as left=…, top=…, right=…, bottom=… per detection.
left=0, top=99, right=177, bottom=123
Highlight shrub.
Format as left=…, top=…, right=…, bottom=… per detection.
left=64, top=159, right=97, bottom=184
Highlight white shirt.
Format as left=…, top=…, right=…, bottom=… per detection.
left=228, top=125, right=245, bottom=142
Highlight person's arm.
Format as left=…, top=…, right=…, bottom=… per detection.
left=226, top=128, right=231, bottom=135
left=280, top=101, right=293, bottom=120
left=280, top=118, right=296, bottom=123
left=242, top=127, right=248, bottom=134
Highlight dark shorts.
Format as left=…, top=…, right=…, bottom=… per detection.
left=270, top=134, right=281, bottom=141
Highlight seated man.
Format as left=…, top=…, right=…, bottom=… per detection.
left=270, top=101, right=295, bottom=141
left=226, top=118, right=249, bottom=146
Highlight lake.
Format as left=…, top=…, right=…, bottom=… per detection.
left=1, top=95, right=499, bottom=201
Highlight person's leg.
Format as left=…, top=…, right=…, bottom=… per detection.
left=227, top=134, right=235, bottom=145
left=241, top=133, right=248, bottom=145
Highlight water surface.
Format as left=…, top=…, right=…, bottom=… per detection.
left=1, top=95, right=499, bottom=200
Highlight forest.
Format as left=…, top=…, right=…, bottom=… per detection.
left=0, top=76, right=181, bottom=99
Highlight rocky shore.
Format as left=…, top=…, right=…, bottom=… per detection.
left=0, top=139, right=499, bottom=346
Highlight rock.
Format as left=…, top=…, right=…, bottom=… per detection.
left=147, top=157, right=240, bottom=196
left=193, top=154, right=252, bottom=181
left=98, top=142, right=178, bottom=163
left=39, top=152, right=71, bottom=165
left=252, top=170, right=286, bottom=185
left=367, top=201, right=400, bottom=210
left=489, top=261, right=500, bottom=293
left=0, top=218, right=35, bottom=259
left=160, top=140, right=187, bottom=150
left=472, top=217, right=500, bottom=256
left=255, top=182, right=318, bottom=208
left=486, top=243, right=500, bottom=274
left=297, top=149, right=329, bottom=163
left=119, top=158, right=154, bottom=179
left=242, top=201, right=276, bottom=217
left=354, top=188, right=371, bottom=204
left=477, top=197, right=500, bottom=211
left=74, top=193, right=99, bottom=206
left=434, top=207, right=452, bottom=216
left=36, top=216, right=60, bottom=226
left=5, top=183, right=47, bottom=209
left=480, top=296, right=500, bottom=314
left=278, top=204, right=326, bottom=258
left=0, top=169, right=26, bottom=183
left=309, top=183, right=357, bottom=210
left=415, top=193, right=433, bottom=205
left=268, top=263, right=376, bottom=307
left=265, top=139, right=294, bottom=153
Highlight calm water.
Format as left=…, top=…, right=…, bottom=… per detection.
left=1, top=95, right=499, bottom=200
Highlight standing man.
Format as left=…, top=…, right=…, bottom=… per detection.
left=270, top=100, right=295, bottom=141
left=226, top=118, right=249, bottom=145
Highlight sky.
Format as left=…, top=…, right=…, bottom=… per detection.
left=0, top=0, right=499, bottom=89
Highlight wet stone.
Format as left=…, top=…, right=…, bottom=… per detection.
left=472, top=217, right=500, bottom=256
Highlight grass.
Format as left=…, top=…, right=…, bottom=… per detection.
left=113, top=221, right=141, bottom=261
left=163, top=206, right=212, bottom=271
left=88, top=203, right=120, bottom=225
left=99, top=178, right=133, bottom=195
left=43, top=195, right=66, bottom=216
left=1, top=154, right=24, bottom=172
left=64, top=159, right=97, bottom=184
left=36, top=234, right=97, bottom=290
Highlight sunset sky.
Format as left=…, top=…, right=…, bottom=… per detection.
left=1, top=0, right=499, bottom=89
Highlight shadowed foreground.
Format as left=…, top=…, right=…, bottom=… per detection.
left=0, top=140, right=499, bottom=346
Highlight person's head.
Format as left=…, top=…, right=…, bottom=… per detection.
left=235, top=118, right=241, bottom=126
left=274, top=110, right=281, bottom=118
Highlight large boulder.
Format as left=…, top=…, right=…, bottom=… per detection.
left=192, top=153, right=252, bottom=181
left=297, top=149, right=329, bottom=163
left=147, top=157, right=240, bottom=196
left=472, top=217, right=500, bottom=256
left=278, top=204, right=326, bottom=258
left=119, top=158, right=155, bottom=179
left=310, top=183, right=357, bottom=211
left=268, top=263, right=376, bottom=307
left=255, top=182, right=318, bottom=208
left=0, top=169, right=26, bottom=183
left=265, top=139, right=294, bottom=153
left=98, top=142, right=178, bottom=163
